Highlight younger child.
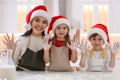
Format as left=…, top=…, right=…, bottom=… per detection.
left=79, top=24, right=120, bottom=72
left=40, top=15, right=80, bottom=71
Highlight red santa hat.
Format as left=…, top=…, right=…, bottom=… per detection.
left=24, top=5, right=49, bottom=31
left=88, top=24, right=110, bottom=43
left=47, top=15, right=71, bottom=34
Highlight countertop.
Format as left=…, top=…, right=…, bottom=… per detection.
left=17, top=71, right=120, bottom=80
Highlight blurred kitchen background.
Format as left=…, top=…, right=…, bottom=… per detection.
left=0, top=0, right=120, bottom=71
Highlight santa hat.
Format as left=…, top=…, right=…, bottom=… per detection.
left=47, top=15, right=71, bottom=34
left=24, top=5, right=49, bottom=31
left=88, top=24, right=110, bottom=43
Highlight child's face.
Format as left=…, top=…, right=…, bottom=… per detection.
left=54, top=24, right=69, bottom=39
left=89, top=34, right=104, bottom=50
left=31, top=16, right=48, bottom=36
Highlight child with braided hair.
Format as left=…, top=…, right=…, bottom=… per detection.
left=79, top=24, right=120, bottom=72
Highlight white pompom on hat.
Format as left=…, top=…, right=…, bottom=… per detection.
left=24, top=5, right=49, bottom=31
left=88, top=24, right=110, bottom=44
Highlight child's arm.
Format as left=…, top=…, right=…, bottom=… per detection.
left=80, top=53, right=86, bottom=67
left=109, top=54, right=115, bottom=67
left=71, top=49, right=77, bottom=63
left=106, top=42, right=120, bottom=69
left=40, top=38, right=52, bottom=63
left=78, top=40, right=90, bottom=71
left=67, top=41, right=78, bottom=63
left=70, top=28, right=80, bottom=63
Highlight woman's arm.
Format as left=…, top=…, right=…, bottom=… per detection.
left=43, top=49, right=50, bottom=63
left=12, top=44, right=21, bottom=65
left=2, top=33, right=21, bottom=66
left=12, top=36, right=26, bottom=66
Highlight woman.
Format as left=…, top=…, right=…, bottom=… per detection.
left=3, top=5, right=50, bottom=71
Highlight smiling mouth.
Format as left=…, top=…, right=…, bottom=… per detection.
left=36, top=27, right=43, bottom=30
left=95, top=45, right=99, bottom=46
left=59, top=33, right=65, bottom=35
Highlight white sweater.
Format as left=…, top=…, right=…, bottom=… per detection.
left=79, top=49, right=113, bottom=72
left=13, top=35, right=43, bottom=66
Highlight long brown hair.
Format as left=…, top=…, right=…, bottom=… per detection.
left=22, top=29, right=45, bottom=37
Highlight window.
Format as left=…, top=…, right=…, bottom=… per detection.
left=83, top=4, right=94, bottom=31
left=17, top=0, right=44, bottom=32
left=83, top=0, right=109, bottom=31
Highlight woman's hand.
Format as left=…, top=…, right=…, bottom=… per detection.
left=78, top=40, right=90, bottom=54
left=40, top=37, right=52, bottom=51
left=3, top=33, right=16, bottom=49
left=105, top=42, right=120, bottom=54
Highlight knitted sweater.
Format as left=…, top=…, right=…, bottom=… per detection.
left=13, top=35, right=43, bottom=65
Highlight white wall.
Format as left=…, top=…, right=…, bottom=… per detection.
left=44, top=0, right=59, bottom=17
left=109, top=0, right=120, bottom=33
left=0, top=0, right=120, bottom=34
left=0, top=0, right=3, bottom=32
left=66, top=0, right=82, bottom=29
left=62, top=0, right=120, bottom=34
left=0, top=0, right=17, bottom=33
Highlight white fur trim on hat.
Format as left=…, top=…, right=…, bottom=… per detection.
left=24, top=23, right=31, bottom=31
left=30, top=10, right=49, bottom=22
left=53, top=18, right=71, bottom=29
left=88, top=28, right=107, bottom=43
left=24, top=10, right=49, bottom=31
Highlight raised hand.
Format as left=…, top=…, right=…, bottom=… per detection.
left=3, top=33, right=16, bottom=49
left=40, top=37, right=52, bottom=51
left=67, top=29, right=80, bottom=50
left=74, top=28, right=80, bottom=41
left=78, top=40, right=90, bottom=54
left=105, top=42, right=120, bottom=54
left=67, top=39, right=78, bottom=50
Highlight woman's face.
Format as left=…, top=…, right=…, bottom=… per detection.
left=54, top=24, right=69, bottom=40
left=31, top=16, right=48, bottom=36
left=89, top=34, right=104, bottom=50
